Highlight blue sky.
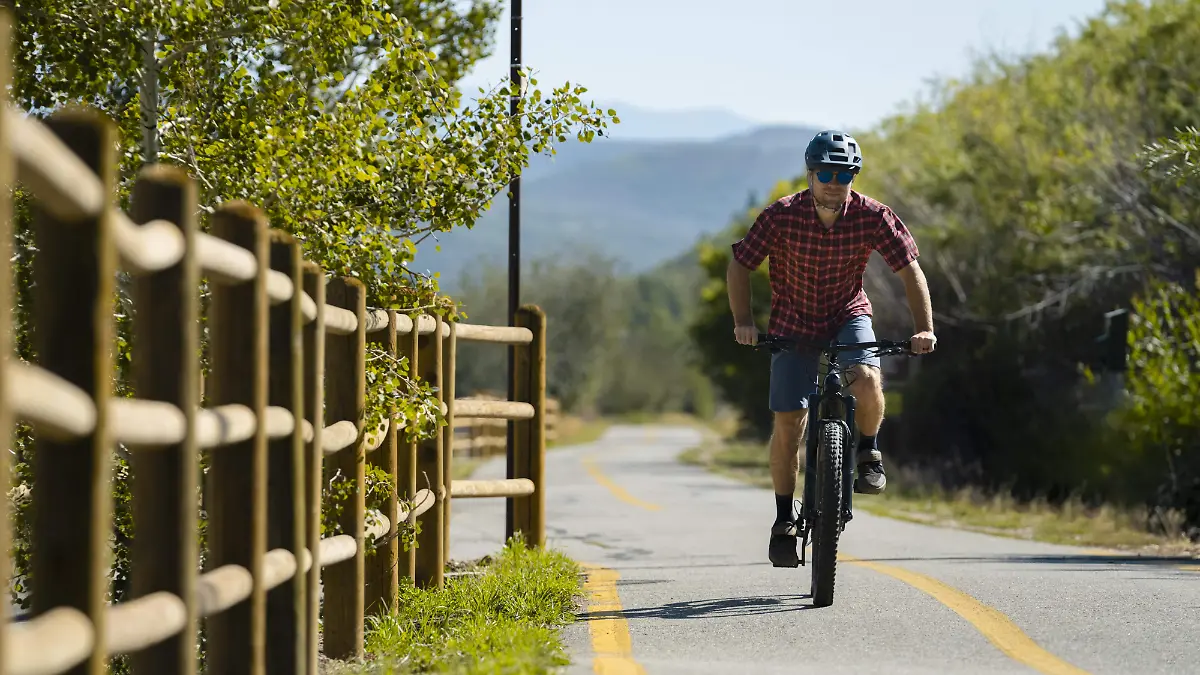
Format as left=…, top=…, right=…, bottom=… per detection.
left=456, top=0, right=1115, bottom=132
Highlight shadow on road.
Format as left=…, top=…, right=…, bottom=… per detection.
left=579, top=594, right=817, bottom=621
left=851, top=554, right=1198, bottom=569
left=614, top=578, right=672, bottom=587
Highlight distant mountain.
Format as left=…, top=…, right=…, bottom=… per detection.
left=593, top=101, right=764, bottom=141
left=413, top=123, right=822, bottom=291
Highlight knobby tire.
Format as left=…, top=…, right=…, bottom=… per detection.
left=810, top=421, right=843, bottom=607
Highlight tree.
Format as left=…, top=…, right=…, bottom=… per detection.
left=451, top=251, right=626, bottom=414
left=688, top=204, right=777, bottom=439
left=1110, top=126, right=1200, bottom=538
left=685, top=0, right=1200, bottom=534
left=11, top=0, right=614, bottom=307
left=450, top=247, right=717, bottom=419
left=6, top=0, right=618, bottom=621
left=1112, top=274, right=1200, bottom=538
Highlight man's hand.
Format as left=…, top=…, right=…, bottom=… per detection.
left=910, top=330, right=936, bottom=354
left=734, top=324, right=758, bottom=345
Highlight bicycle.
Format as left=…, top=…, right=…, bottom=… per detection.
left=752, top=332, right=916, bottom=607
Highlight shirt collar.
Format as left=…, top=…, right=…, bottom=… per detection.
left=802, top=189, right=853, bottom=222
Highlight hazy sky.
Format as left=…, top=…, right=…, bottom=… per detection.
left=456, top=0, right=1114, bottom=132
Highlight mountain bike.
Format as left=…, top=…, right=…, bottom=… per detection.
left=752, top=332, right=915, bottom=607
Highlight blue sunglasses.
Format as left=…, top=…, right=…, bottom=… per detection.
left=815, top=169, right=856, bottom=184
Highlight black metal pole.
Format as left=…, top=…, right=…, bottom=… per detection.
left=507, top=1, right=521, bottom=328
left=505, top=0, right=522, bottom=537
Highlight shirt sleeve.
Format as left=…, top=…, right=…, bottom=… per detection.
left=874, top=207, right=919, bottom=271
left=731, top=204, right=780, bottom=270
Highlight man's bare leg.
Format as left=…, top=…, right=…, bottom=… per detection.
left=847, top=364, right=887, bottom=493
left=769, top=410, right=807, bottom=496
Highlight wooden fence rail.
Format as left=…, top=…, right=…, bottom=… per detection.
left=0, top=16, right=548, bottom=675
left=453, top=395, right=559, bottom=457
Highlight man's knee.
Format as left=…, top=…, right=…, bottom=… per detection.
left=848, top=364, right=882, bottom=393
left=772, top=410, right=807, bottom=446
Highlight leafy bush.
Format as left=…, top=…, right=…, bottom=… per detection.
left=1113, top=275, right=1200, bottom=537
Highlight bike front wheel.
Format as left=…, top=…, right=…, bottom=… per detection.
left=810, top=420, right=844, bottom=607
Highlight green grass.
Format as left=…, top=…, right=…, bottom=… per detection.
left=614, top=410, right=739, bottom=439
left=680, top=440, right=1199, bottom=557
left=678, top=442, right=773, bottom=490
left=548, top=415, right=612, bottom=449
left=545, top=407, right=739, bottom=453
left=323, top=539, right=582, bottom=674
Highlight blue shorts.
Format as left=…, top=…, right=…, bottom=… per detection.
left=769, top=315, right=881, bottom=412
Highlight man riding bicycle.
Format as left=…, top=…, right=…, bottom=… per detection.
left=725, top=130, right=937, bottom=568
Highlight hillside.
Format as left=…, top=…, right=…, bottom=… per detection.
left=587, top=101, right=763, bottom=141
left=414, top=124, right=820, bottom=291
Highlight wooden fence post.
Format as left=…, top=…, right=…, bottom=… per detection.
left=300, top=263, right=325, bottom=675
left=414, top=315, right=444, bottom=588
left=29, top=107, right=117, bottom=675
left=510, top=305, right=546, bottom=548
left=441, top=322, right=456, bottom=561
left=365, top=310, right=399, bottom=614
left=322, top=277, right=366, bottom=658
left=398, top=318, right=419, bottom=583
left=265, top=231, right=306, bottom=673
left=128, top=164, right=200, bottom=675
left=206, top=201, right=270, bottom=675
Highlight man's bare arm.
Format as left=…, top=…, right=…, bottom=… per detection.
left=896, top=261, right=935, bottom=350
left=727, top=258, right=761, bottom=345
left=727, top=258, right=756, bottom=326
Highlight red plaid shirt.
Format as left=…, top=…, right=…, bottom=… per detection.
left=731, top=189, right=919, bottom=340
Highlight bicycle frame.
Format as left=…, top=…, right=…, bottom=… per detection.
left=802, top=349, right=858, bottom=535
left=754, top=334, right=912, bottom=547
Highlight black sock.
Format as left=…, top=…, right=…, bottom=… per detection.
left=858, top=434, right=877, bottom=451
left=775, top=493, right=794, bottom=523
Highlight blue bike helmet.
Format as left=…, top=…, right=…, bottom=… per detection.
left=804, top=130, right=863, bottom=171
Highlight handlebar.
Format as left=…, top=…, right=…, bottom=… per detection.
left=753, top=332, right=915, bottom=357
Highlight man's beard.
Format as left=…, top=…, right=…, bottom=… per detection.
left=814, top=192, right=846, bottom=210
left=808, top=172, right=850, bottom=211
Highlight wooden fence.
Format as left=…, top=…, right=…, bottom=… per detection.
left=454, top=394, right=559, bottom=457
left=0, top=16, right=549, bottom=675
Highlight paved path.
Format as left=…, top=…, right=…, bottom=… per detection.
left=447, top=425, right=1200, bottom=675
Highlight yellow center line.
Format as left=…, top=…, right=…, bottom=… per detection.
left=842, top=554, right=1093, bottom=675
left=582, top=455, right=661, bottom=511
left=581, top=564, right=647, bottom=675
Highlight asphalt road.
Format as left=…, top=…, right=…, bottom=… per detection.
left=447, top=425, right=1200, bottom=675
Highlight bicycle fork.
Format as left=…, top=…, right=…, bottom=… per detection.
left=798, top=392, right=822, bottom=567
left=798, top=390, right=858, bottom=557
left=841, top=395, right=857, bottom=527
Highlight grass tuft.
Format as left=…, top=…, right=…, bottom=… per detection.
left=323, top=537, right=582, bottom=674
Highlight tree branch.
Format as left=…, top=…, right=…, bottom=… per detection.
left=159, top=27, right=247, bottom=69
left=139, top=29, right=160, bottom=164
